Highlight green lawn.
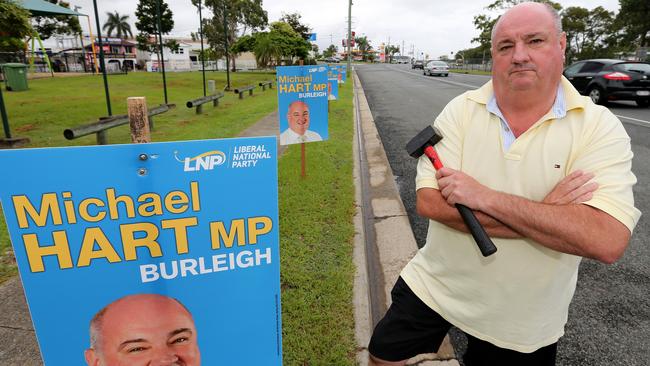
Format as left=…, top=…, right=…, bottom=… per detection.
left=0, top=71, right=357, bottom=365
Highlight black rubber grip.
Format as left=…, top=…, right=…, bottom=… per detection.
left=455, top=203, right=498, bottom=257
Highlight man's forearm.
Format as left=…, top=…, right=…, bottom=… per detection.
left=416, top=188, right=522, bottom=238
left=479, top=190, right=630, bottom=263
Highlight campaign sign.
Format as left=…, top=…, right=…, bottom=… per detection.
left=0, top=138, right=281, bottom=366
left=339, top=64, right=348, bottom=84
left=327, top=66, right=339, bottom=101
left=277, top=65, right=329, bottom=145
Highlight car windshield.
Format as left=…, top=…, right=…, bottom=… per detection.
left=613, top=63, right=650, bottom=74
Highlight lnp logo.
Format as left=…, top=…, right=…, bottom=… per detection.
left=175, top=150, right=226, bottom=172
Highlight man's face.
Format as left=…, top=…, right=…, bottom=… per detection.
left=491, top=4, right=566, bottom=94
left=86, top=295, right=201, bottom=366
left=287, top=102, right=310, bottom=135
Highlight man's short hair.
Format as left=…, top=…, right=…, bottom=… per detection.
left=88, top=294, right=191, bottom=351
left=490, top=2, right=563, bottom=44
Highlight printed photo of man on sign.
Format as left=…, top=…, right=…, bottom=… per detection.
left=327, top=66, right=339, bottom=101
left=0, top=137, right=282, bottom=366
left=277, top=65, right=329, bottom=145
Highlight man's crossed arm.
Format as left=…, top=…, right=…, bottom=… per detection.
left=417, top=169, right=630, bottom=264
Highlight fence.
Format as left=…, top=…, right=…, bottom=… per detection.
left=450, top=58, right=493, bottom=73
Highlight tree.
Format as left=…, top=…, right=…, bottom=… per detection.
left=202, top=0, right=268, bottom=71
left=30, top=0, right=82, bottom=41
left=103, top=12, right=133, bottom=39
left=311, top=43, right=319, bottom=58
left=279, top=12, right=311, bottom=40
left=385, top=45, right=400, bottom=63
left=252, top=33, right=282, bottom=67
left=616, top=0, right=650, bottom=48
left=562, top=6, right=616, bottom=62
left=135, top=0, right=177, bottom=54
left=230, top=21, right=310, bottom=67
left=0, top=0, right=32, bottom=54
left=355, top=35, right=372, bottom=61
left=323, top=44, right=338, bottom=58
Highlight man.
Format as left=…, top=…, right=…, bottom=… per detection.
left=280, top=100, right=323, bottom=144
left=84, top=294, right=201, bottom=366
left=368, top=2, right=640, bottom=366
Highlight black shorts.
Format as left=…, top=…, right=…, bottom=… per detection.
left=368, top=277, right=558, bottom=366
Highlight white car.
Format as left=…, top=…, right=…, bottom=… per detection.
left=424, top=60, right=449, bottom=77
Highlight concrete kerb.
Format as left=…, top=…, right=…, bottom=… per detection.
left=352, top=71, right=458, bottom=365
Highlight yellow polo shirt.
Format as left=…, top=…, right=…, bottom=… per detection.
left=401, top=77, right=641, bottom=352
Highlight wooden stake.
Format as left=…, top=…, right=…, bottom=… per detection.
left=127, top=97, right=151, bottom=143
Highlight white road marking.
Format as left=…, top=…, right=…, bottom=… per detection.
left=391, top=66, right=481, bottom=89
left=614, top=114, right=650, bottom=127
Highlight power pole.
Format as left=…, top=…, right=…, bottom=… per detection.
left=347, top=0, right=352, bottom=77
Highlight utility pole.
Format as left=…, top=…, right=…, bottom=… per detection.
left=223, top=2, right=231, bottom=91
left=155, top=0, right=169, bottom=104
left=347, top=0, right=352, bottom=77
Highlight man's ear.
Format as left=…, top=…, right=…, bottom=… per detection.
left=84, top=348, right=100, bottom=366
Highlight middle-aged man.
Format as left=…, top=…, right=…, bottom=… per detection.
left=368, top=2, right=641, bottom=366
left=280, top=100, right=323, bottom=144
left=84, top=294, right=201, bottom=366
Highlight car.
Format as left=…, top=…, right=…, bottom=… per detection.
left=563, top=59, right=650, bottom=107
left=323, top=57, right=340, bottom=63
left=423, top=60, right=449, bottom=76
left=412, top=60, right=424, bottom=69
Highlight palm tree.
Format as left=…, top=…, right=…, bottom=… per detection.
left=355, top=36, right=372, bottom=61
left=102, top=12, right=133, bottom=39
left=254, top=34, right=283, bottom=68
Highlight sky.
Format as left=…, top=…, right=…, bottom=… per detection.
left=66, top=0, right=621, bottom=59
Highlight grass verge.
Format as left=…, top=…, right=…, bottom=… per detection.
left=450, top=68, right=492, bottom=76
left=279, top=84, right=356, bottom=365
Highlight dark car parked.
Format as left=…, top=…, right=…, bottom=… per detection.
left=412, top=60, right=424, bottom=69
left=563, top=59, right=650, bottom=107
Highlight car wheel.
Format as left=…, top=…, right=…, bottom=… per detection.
left=635, top=99, right=650, bottom=107
left=423, top=70, right=426, bottom=75
left=588, top=86, right=607, bottom=105
left=444, top=74, right=449, bottom=77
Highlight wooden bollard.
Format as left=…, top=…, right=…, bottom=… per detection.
left=208, top=80, right=216, bottom=94
left=127, top=97, right=151, bottom=143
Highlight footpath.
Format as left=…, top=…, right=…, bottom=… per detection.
left=0, top=72, right=459, bottom=365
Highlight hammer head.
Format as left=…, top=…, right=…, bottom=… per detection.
left=405, top=125, right=443, bottom=158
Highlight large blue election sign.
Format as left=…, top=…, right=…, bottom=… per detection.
left=277, top=65, right=329, bottom=145
left=327, top=66, right=339, bottom=101
left=0, top=138, right=281, bottom=366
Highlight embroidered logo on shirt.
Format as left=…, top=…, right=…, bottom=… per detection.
left=554, top=164, right=561, bottom=169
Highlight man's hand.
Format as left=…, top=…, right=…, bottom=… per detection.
left=435, top=167, right=492, bottom=211
left=543, top=170, right=598, bottom=205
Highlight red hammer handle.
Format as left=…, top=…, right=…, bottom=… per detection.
left=424, top=145, right=443, bottom=170
left=422, top=145, right=497, bottom=257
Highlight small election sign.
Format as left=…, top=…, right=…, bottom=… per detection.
left=338, top=64, right=347, bottom=84
left=327, top=66, right=339, bottom=101
left=0, top=137, right=282, bottom=366
left=277, top=65, right=329, bottom=145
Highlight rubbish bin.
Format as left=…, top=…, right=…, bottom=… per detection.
left=1, top=63, right=29, bottom=91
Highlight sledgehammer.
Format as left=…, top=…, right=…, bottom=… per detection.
left=406, top=125, right=497, bottom=257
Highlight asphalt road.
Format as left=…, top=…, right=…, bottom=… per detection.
left=356, top=63, right=650, bottom=366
